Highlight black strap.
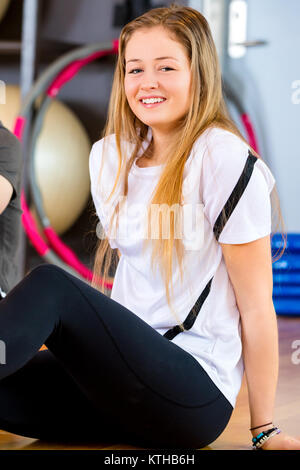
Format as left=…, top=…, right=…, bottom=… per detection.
left=213, top=150, right=258, bottom=241
left=163, top=150, right=258, bottom=341
left=163, top=277, right=213, bottom=340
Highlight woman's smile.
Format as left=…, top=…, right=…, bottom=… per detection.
left=139, top=98, right=167, bottom=109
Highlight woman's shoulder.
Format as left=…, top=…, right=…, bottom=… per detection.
left=89, top=134, right=121, bottom=169
left=92, top=133, right=135, bottom=157
left=199, top=126, right=276, bottom=194
left=92, top=133, right=117, bottom=152
left=89, top=133, right=134, bottom=188
left=89, top=134, right=118, bottom=183
left=199, top=126, right=250, bottom=165
left=197, top=126, right=248, bottom=150
left=191, top=126, right=247, bottom=160
left=189, top=126, right=248, bottom=171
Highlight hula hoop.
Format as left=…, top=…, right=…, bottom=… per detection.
left=14, top=40, right=119, bottom=290
left=223, top=78, right=259, bottom=153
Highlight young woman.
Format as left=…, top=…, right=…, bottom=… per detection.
left=0, top=4, right=299, bottom=450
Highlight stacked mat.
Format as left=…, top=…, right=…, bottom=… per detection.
left=272, top=233, right=300, bottom=316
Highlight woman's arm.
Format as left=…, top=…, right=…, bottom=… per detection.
left=220, top=235, right=300, bottom=450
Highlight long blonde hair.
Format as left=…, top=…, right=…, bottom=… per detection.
left=91, top=3, right=286, bottom=324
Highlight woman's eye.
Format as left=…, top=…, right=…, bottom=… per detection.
left=128, top=67, right=174, bottom=74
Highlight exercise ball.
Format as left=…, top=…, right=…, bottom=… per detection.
left=0, top=84, right=92, bottom=235
left=0, top=0, right=11, bottom=22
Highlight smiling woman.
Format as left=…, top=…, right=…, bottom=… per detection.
left=89, top=2, right=294, bottom=450
left=124, top=26, right=192, bottom=161
left=0, top=2, right=296, bottom=452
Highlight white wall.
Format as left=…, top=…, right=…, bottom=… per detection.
left=186, top=0, right=300, bottom=231
left=224, top=0, right=300, bottom=232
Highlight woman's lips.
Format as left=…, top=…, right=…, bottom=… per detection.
left=139, top=99, right=167, bottom=108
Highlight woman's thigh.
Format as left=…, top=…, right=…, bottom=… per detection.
left=0, top=349, right=123, bottom=443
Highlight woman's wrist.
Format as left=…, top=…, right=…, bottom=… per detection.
left=250, top=421, right=274, bottom=438
left=249, top=419, right=283, bottom=450
left=251, top=426, right=281, bottom=450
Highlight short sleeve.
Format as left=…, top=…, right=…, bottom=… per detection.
left=89, top=140, right=118, bottom=249
left=201, top=130, right=276, bottom=244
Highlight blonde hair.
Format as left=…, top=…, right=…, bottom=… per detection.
left=91, top=3, right=286, bottom=326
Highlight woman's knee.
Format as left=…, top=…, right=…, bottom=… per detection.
left=28, top=263, right=62, bottom=277
left=23, top=264, right=69, bottom=300
left=26, top=263, right=67, bottom=286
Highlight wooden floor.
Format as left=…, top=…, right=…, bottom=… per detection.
left=1, top=316, right=299, bottom=451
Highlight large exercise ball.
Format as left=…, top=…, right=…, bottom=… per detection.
left=0, top=84, right=91, bottom=235
left=0, top=0, right=11, bottom=22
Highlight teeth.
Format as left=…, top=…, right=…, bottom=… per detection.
left=142, top=98, right=165, bottom=104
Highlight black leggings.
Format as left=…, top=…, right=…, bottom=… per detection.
left=0, top=263, right=233, bottom=449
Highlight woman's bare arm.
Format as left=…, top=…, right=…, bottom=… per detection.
left=220, top=235, right=300, bottom=449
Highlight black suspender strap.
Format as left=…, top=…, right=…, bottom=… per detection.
left=213, top=150, right=258, bottom=241
left=163, top=277, right=214, bottom=340
left=163, top=150, right=258, bottom=341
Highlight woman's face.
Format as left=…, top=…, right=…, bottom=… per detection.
left=124, top=27, right=192, bottom=133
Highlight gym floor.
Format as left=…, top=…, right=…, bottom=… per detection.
left=1, top=208, right=300, bottom=450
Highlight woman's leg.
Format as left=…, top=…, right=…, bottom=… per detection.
left=0, top=263, right=233, bottom=448
left=0, top=349, right=124, bottom=443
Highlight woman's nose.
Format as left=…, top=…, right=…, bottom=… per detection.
left=140, top=71, right=159, bottom=89
left=140, top=82, right=159, bottom=92
left=141, top=83, right=158, bottom=91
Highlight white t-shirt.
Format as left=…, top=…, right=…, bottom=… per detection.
left=89, top=126, right=276, bottom=408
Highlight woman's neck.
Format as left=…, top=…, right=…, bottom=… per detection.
left=135, top=139, right=160, bottom=167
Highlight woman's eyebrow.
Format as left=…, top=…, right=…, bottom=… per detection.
left=126, top=56, right=179, bottom=64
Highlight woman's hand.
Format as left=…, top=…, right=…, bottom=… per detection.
left=258, top=432, right=300, bottom=450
